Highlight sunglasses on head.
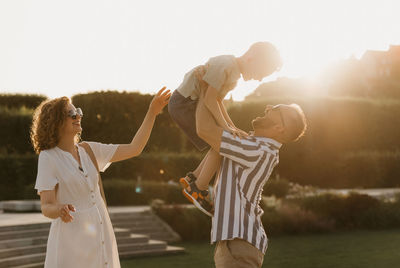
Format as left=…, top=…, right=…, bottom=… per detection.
left=67, top=108, right=83, bottom=119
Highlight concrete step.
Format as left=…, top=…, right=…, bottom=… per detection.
left=113, top=228, right=132, bottom=238
left=113, top=222, right=160, bottom=230
left=118, top=240, right=167, bottom=253
left=0, top=229, right=49, bottom=241
left=119, top=245, right=185, bottom=259
left=10, top=262, right=44, bottom=268
left=115, top=226, right=166, bottom=234
left=0, top=223, right=50, bottom=233
left=0, top=200, right=41, bottom=213
left=0, top=244, right=46, bottom=259
left=115, top=233, right=149, bottom=245
left=109, top=210, right=154, bottom=219
left=145, top=232, right=179, bottom=243
left=115, top=227, right=178, bottom=243
left=0, top=253, right=45, bottom=268
left=0, top=207, right=183, bottom=264
left=110, top=214, right=154, bottom=222
left=112, top=218, right=158, bottom=226
left=0, top=237, right=47, bottom=250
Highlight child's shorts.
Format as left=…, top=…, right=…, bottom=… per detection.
left=168, top=90, right=210, bottom=151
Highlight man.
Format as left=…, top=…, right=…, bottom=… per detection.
left=196, top=96, right=307, bottom=268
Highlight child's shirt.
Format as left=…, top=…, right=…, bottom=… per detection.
left=176, top=55, right=241, bottom=100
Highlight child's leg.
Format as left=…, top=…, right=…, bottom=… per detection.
left=179, top=89, right=220, bottom=216
left=180, top=149, right=211, bottom=188
left=192, top=149, right=213, bottom=179
left=181, top=89, right=221, bottom=191
left=192, top=87, right=221, bottom=190
left=195, top=148, right=221, bottom=190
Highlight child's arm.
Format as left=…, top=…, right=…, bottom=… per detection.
left=217, top=99, right=236, bottom=128
left=199, top=86, right=246, bottom=138
left=201, top=86, right=232, bottom=131
left=218, top=99, right=249, bottom=137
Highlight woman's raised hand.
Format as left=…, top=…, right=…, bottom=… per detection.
left=149, top=87, right=171, bottom=116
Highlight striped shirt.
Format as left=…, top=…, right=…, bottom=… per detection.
left=211, top=131, right=282, bottom=254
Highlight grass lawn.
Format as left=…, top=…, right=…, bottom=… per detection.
left=121, top=229, right=400, bottom=268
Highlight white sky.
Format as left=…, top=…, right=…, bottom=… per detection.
left=1, top=0, right=399, bottom=101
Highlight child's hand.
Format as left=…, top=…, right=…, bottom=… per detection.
left=228, top=127, right=248, bottom=139
left=235, top=128, right=249, bottom=138
left=149, top=87, right=171, bottom=116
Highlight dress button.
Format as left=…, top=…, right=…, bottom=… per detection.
left=102, top=241, right=104, bottom=244
left=105, top=262, right=108, bottom=265
left=85, top=175, right=88, bottom=178
left=92, top=202, right=95, bottom=205
left=90, top=190, right=94, bottom=193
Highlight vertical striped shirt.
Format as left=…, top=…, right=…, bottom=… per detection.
left=211, top=131, right=282, bottom=254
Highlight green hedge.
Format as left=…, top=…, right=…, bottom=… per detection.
left=71, top=91, right=193, bottom=152
left=103, top=179, right=187, bottom=206
left=0, top=154, right=38, bottom=200
left=152, top=193, right=400, bottom=240
left=152, top=204, right=212, bottom=241
left=2, top=92, right=400, bottom=188
left=0, top=153, right=204, bottom=201
left=0, top=107, right=34, bottom=154
left=297, top=193, right=400, bottom=229
left=0, top=94, right=46, bottom=109
left=1, top=150, right=400, bottom=201
left=103, top=152, right=203, bottom=181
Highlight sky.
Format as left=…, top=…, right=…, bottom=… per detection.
left=1, top=0, right=400, bottom=101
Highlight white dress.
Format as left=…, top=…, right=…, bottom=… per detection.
left=35, top=142, right=121, bottom=268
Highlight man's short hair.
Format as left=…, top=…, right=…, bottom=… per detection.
left=283, top=104, right=307, bottom=142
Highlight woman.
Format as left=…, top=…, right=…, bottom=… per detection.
left=30, top=87, right=171, bottom=268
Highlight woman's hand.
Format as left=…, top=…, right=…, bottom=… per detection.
left=59, top=204, right=75, bottom=223
left=149, top=87, right=171, bottom=116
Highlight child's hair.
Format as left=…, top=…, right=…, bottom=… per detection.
left=245, top=42, right=283, bottom=71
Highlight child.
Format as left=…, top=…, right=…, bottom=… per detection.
left=168, top=42, right=282, bottom=216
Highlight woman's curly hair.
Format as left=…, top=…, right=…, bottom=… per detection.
left=30, top=97, right=71, bottom=154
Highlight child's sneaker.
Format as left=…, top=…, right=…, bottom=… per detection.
left=179, top=172, right=197, bottom=189
left=182, top=181, right=214, bottom=217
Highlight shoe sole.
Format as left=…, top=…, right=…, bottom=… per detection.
left=182, top=189, right=213, bottom=217
left=179, top=177, right=189, bottom=189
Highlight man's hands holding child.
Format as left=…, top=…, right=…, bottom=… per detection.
left=149, top=87, right=171, bottom=116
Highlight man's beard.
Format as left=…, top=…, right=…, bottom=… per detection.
left=252, top=117, right=276, bottom=130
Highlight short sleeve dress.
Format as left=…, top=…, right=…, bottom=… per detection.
left=35, top=142, right=120, bottom=268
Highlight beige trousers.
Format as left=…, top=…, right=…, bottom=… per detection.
left=214, top=238, right=264, bottom=268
